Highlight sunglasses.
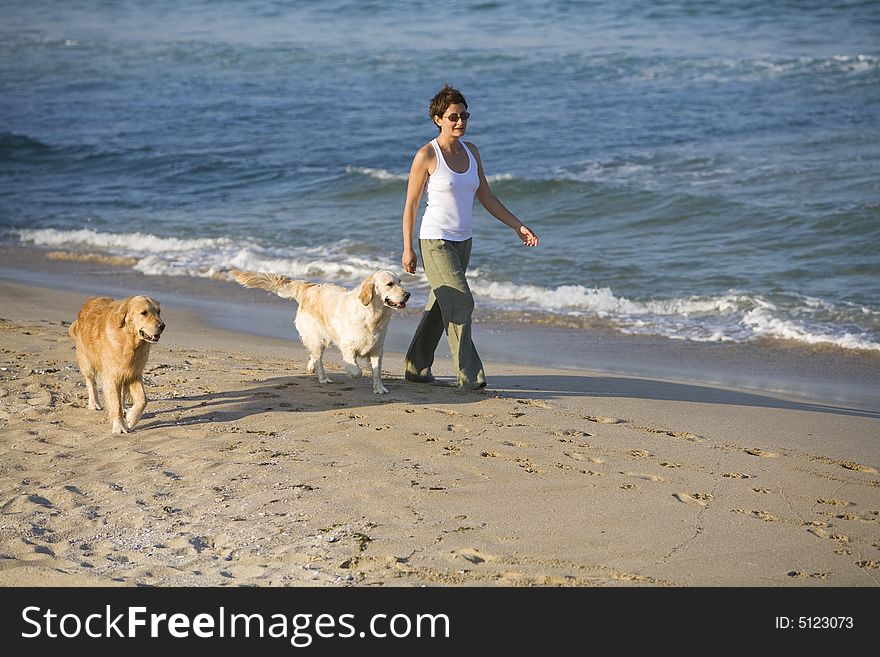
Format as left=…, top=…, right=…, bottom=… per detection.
left=445, top=112, right=470, bottom=123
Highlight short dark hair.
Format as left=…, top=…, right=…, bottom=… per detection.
left=428, top=84, right=467, bottom=130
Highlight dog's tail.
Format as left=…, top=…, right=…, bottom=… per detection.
left=68, top=320, right=78, bottom=338
left=231, top=270, right=315, bottom=302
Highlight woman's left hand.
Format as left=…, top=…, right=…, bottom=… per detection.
left=518, top=224, right=539, bottom=247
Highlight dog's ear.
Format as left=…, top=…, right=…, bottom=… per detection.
left=115, top=298, right=131, bottom=328
left=357, top=275, right=374, bottom=306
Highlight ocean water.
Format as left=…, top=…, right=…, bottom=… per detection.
left=2, top=0, right=879, bottom=352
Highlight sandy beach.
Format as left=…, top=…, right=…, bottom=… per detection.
left=1, top=265, right=878, bottom=588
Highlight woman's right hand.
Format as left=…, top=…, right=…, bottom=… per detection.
left=402, top=248, right=417, bottom=274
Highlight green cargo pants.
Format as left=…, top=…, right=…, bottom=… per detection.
left=404, top=238, right=486, bottom=389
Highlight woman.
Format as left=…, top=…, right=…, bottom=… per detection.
left=401, top=84, right=539, bottom=390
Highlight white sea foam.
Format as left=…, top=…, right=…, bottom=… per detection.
left=14, top=227, right=403, bottom=284
left=11, top=227, right=879, bottom=352
left=345, top=166, right=406, bottom=181
left=347, top=166, right=515, bottom=184
left=472, top=279, right=752, bottom=318
left=133, top=255, right=202, bottom=278
left=226, top=248, right=386, bottom=283
left=638, top=54, right=880, bottom=83
left=741, top=307, right=880, bottom=352
left=16, top=228, right=232, bottom=253
left=471, top=278, right=879, bottom=351
left=486, top=173, right=516, bottom=183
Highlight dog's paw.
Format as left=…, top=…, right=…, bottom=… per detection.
left=373, top=384, right=389, bottom=394
left=88, top=402, right=103, bottom=411
left=318, top=376, right=334, bottom=384
left=111, top=420, right=129, bottom=434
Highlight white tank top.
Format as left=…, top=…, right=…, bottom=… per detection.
left=419, top=138, right=480, bottom=241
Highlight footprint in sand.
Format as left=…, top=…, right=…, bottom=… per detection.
left=555, top=429, right=591, bottom=438
left=733, top=509, right=779, bottom=522
left=839, top=461, right=878, bottom=474
left=816, top=498, right=850, bottom=506
left=517, top=399, right=552, bottom=409
left=630, top=449, right=652, bottom=458
left=447, top=424, right=471, bottom=433
left=810, top=455, right=880, bottom=474
left=807, top=527, right=849, bottom=543
left=787, top=571, right=830, bottom=579
left=584, top=415, right=622, bottom=424
left=744, top=448, right=778, bottom=458
left=722, top=472, right=752, bottom=479
left=673, top=492, right=713, bottom=508
left=1, top=494, right=55, bottom=513
left=25, top=386, right=54, bottom=408
left=660, top=462, right=681, bottom=468
left=564, top=451, right=604, bottom=465
left=668, top=431, right=706, bottom=443
left=633, top=426, right=706, bottom=442
left=623, top=472, right=664, bottom=482
left=453, top=548, right=496, bottom=565
left=515, top=458, right=538, bottom=473
left=221, top=563, right=268, bottom=580
left=163, top=534, right=215, bottom=554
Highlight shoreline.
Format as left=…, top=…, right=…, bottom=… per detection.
left=1, top=244, right=878, bottom=411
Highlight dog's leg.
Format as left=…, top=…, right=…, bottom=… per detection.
left=77, top=354, right=102, bottom=410
left=104, top=378, right=129, bottom=434
left=125, top=378, right=147, bottom=430
left=85, top=371, right=102, bottom=410
left=340, top=346, right=362, bottom=380
left=369, top=352, right=388, bottom=394
left=306, top=346, right=333, bottom=384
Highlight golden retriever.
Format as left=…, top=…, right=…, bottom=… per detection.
left=68, top=295, right=165, bottom=433
left=232, top=270, right=409, bottom=394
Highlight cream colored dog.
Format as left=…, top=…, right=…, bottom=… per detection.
left=232, top=270, right=410, bottom=394
left=68, top=295, right=165, bottom=433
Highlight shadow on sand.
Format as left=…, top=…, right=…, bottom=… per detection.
left=140, top=369, right=878, bottom=431
left=489, top=373, right=879, bottom=419
left=139, top=374, right=474, bottom=429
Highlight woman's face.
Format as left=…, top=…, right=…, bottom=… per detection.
left=435, top=102, right=469, bottom=137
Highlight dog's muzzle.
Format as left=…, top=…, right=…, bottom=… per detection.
left=140, top=322, right=165, bottom=343
left=385, top=291, right=410, bottom=309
